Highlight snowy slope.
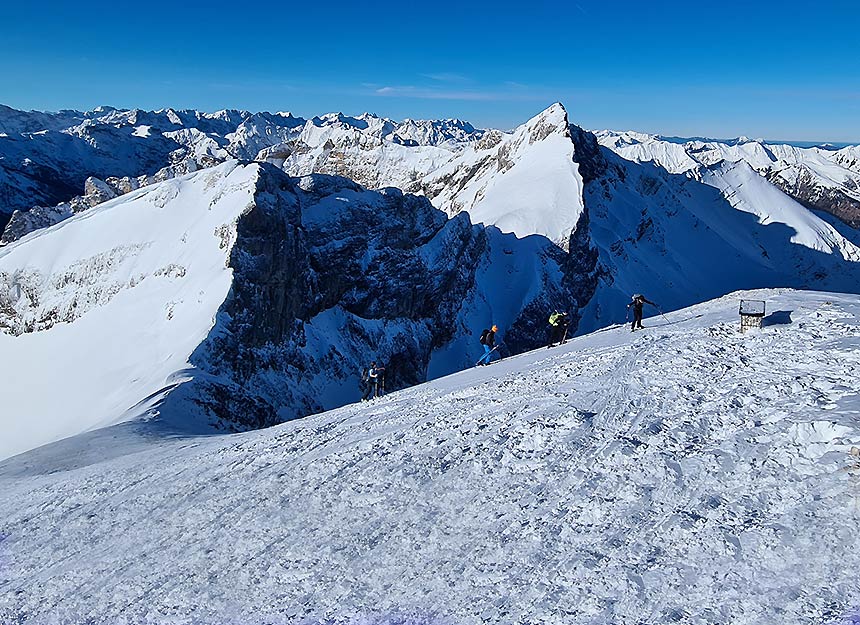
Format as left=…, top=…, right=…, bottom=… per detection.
left=573, top=139, right=860, bottom=332
left=701, top=160, right=860, bottom=260
left=596, top=130, right=860, bottom=228
left=0, top=107, right=301, bottom=225
left=1, top=289, right=858, bottom=625
left=0, top=161, right=259, bottom=460
left=421, top=103, right=586, bottom=248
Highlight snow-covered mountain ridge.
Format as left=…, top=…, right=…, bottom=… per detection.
left=4, top=103, right=860, bottom=459
left=5, top=101, right=860, bottom=248
left=1, top=288, right=858, bottom=624
left=0, top=159, right=587, bottom=460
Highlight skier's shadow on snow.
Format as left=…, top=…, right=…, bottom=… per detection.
left=762, top=310, right=793, bottom=326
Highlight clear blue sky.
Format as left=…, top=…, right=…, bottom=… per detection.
left=2, top=0, right=858, bottom=142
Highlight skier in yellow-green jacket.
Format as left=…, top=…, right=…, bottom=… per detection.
left=548, top=310, right=570, bottom=347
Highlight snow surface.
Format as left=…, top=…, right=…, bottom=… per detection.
left=1, top=288, right=858, bottom=624
left=0, top=161, right=577, bottom=461
left=701, top=161, right=860, bottom=260
left=574, top=145, right=860, bottom=334
left=0, top=161, right=258, bottom=460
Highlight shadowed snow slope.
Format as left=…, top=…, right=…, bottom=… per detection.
left=575, top=144, right=860, bottom=332
left=1, top=289, right=858, bottom=624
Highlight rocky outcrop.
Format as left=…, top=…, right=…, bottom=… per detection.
left=175, top=165, right=580, bottom=431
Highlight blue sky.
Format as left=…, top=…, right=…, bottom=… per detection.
left=2, top=0, right=859, bottom=142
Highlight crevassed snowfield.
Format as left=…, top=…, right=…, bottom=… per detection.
left=1, top=289, right=858, bottom=625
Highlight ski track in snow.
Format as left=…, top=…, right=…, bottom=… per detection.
left=1, top=290, right=860, bottom=624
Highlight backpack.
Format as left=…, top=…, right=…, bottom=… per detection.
left=549, top=312, right=561, bottom=326
left=479, top=329, right=490, bottom=345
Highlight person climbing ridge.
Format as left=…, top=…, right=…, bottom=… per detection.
left=361, top=361, right=385, bottom=400
left=476, top=325, right=499, bottom=366
left=547, top=310, right=570, bottom=347
left=627, top=293, right=657, bottom=331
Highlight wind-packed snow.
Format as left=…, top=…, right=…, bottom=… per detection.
left=0, top=161, right=258, bottom=460
left=1, top=289, right=858, bottom=625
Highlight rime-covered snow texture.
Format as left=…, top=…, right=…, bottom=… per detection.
left=1, top=289, right=858, bottom=625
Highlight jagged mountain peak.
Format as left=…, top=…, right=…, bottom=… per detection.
left=531, top=100, right=568, bottom=122
left=91, top=104, right=118, bottom=114
left=417, top=101, right=585, bottom=249
left=313, top=112, right=374, bottom=129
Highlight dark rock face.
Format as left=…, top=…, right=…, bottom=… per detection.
left=177, top=165, right=585, bottom=432
left=0, top=159, right=80, bottom=222
left=569, top=123, right=609, bottom=184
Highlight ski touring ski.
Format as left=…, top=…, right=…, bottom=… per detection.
left=475, top=345, right=500, bottom=366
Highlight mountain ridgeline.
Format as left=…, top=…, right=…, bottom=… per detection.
left=1, top=102, right=860, bottom=457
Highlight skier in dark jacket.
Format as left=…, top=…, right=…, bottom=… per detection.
left=371, top=363, right=385, bottom=397
left=476, top=325, right=498, bottom=366
left=547, top=310, right=570, bottom=347
left=361, top=361, right=383, bottom=400
left=628, top=294, right=656, bottom=331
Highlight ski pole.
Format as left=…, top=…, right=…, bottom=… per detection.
left=656, top=305, right=670, bottom=323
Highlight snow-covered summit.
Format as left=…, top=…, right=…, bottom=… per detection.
left=420, top=102, right=586, bottom=248
left=1, top=288, right=858, bottom=624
